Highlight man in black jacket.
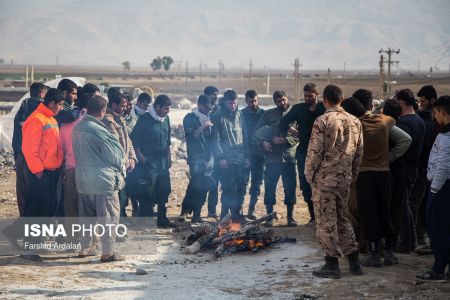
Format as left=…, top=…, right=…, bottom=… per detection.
left=12, top=82, right=48, bottom=216
left=241, top=90, right=265, bottom=219
left=180, top=95, right=214, bottom=223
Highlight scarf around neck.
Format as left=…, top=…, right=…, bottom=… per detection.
left=149, top=104, right=166, bottom=122
left=193, top=107, right=210, bottom=125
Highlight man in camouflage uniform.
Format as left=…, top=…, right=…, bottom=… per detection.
left=305, top=84, right=364, bottom=279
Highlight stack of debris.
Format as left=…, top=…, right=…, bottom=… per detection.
left=184, top=213, right=295, bottom=258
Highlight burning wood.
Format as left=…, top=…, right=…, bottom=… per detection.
left=184, top=212, right=293, bottom=258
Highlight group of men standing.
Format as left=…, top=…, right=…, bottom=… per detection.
left=4, top=78, right=449, bottom=283
left=180, top=84, right=326, bottom=228
left=180, top=83, right=449, bottom=282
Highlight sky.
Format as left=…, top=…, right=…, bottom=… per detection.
left=0, top=0, right=449, bottom=71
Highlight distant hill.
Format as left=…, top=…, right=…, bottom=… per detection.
left=0, top=0, right=449, bottom=70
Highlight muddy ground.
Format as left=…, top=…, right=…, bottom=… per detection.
left=0, top=159, right=449, bottom=299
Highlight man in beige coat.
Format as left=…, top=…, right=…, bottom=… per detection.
left=305, top=84, right=364, bottom=279
left=103, top=89, right=137, bottom=218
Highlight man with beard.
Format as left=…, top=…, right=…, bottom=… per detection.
left=203, top=86, right=221, bottom=219
left=211, top=89, right=250, bottom=222
left=55, top=78, right=78, bottom=125
left=254, top=90, right=299, bottom=227
left=241, top=90, right=265, bottom=219
left=131, top=95, right=175, bottom=228
left=180, top=95, right=214, bottom=223
left=280, top=83, right=325, bottom=224
left=103, top=89, right=137, bottom=218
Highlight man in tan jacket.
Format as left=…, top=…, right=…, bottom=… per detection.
left=305, top=84, right=364, bottom=279
left=103, top=89, right=137, bottom=218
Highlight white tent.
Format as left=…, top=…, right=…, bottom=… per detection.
left=0, top=77, right=85, bottom=150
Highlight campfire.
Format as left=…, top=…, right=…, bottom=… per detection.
left=184, top=213, right=295, bottom=258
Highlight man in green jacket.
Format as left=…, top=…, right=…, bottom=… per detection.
left=254, top=90, right=299, bottom=227
left=72, top=95, right=126, bottom=262
left=211, top=90, right=250, bottom=222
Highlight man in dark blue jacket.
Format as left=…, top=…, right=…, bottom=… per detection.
left=180, top=95, right=214, bottom=223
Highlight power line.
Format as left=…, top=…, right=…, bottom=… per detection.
left=379, top=48, right=400, bottom=96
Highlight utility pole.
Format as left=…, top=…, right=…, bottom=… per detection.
left=248, top=59, right=253, bottom=82
left=185, top=61, right=188, bottom=87
left=240, top=62, right=244, bottom=83
left=56, top=56, right=59, bottom=76
left=199, top=61, right=202, bottom=84
left=218, top=60, right=223, bottom=84
left=266, top=72, right=270, bottom=95
left=25, top=65, right=29, bottom=87
left=343, top=61, right=346, bottom=78
left=379, top=48, right=400, bottom=95
left=327, top=68, right=331, bottom=85
left=379, top=55, right=385, bottom=98
left=31, top=65, right=34, bottom=83
left=294, top=58, right=300, bottom=102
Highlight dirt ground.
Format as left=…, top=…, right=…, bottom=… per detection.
left=0, top=72, right=449, bottom=298
left=0, top=159, right=449, bottom=300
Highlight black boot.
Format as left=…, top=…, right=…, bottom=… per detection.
left=383, top=248, right=399, bottom=266
left=264, top=205, right=274, bottom=227
left=191, top=209, right=203, bottom=224
left=312, top=256, right=341, bottom=279
left=347, top=251, right=363, bottom=275
left=361, top=242, right=382, bottom=268
left=287, top=205, right=297, bottom=227
left=157, top=204, right=176, bottom=228
left=307, top=201, right=315, bottom=223
left=247, top=201, right=258, bottom=220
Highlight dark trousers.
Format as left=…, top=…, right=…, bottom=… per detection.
left=390, top=179, right=408, bottom=246
left=356, top=171, right=395, bottom=247
left=181, top=172, right=209, bottom=214
left=130, top=196, right=139, bottom=217
left=15, top=152, right=28, bottom=216
left=297, top=155, right=315, bottom=220
left=118, top=187, right=128, bottom=218
left=219, top=164, right=249, bottom=219
left=139, top=169, right=171, bottom=217
left=427, top=180, right=450, bottom=274
left=24, top=167, right=60, bottom=218
left=207, top=169, right=219, bottom=215
left=410, top=170, right=429, bottom=241
left=264, top=163, right=296, bottom=207
left=398, top=187, right=417, bottom=251
left=246, top=154, right=265, bottom=207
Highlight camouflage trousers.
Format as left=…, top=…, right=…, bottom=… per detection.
left=312, top=184, right=358, bottom=257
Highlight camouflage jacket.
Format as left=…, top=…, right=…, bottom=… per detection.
left=305, top=106, right=363, bottom=187
left=102, top=108, right=137, bottom=168
left=253, top=106, right=298, bottom=164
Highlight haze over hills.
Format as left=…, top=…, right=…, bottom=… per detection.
left=0, top=0, right=449, bottom=71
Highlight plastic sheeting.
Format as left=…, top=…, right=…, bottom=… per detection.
left=0, top=77, right=85, bottom=150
